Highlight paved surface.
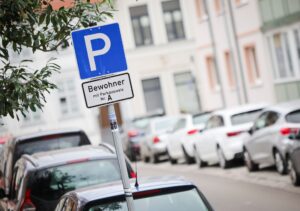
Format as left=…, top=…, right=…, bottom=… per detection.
left=137, top=160, right=300, bottom=211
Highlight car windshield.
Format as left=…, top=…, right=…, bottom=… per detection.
left=29, top=159, right=121, bottom=201
left=154, top=117, right=179, bottom=134
left=230, top=109, right=262, bottom=126
left=86, top=188, right=209, bottom=211
left=193, top=113, right=211, bottom=125
left=286, top=110, right=300, bottom=123
left=14, top=133, right=90, bottom=164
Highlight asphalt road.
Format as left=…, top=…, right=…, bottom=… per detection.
left=137, top=160, right=300, bottom=211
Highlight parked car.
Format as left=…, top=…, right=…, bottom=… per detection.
left=286, top=129, right=300, bottom=186
left=0, top=145, right=136, bottom=211
left=54, top=177, right=214, bottom=211
left=194, top=104, right=265, bottom=169
left=243, top=100, right=300, bottom=174
left=121, top=111, right=164, bottom=161
left=166, top=112, right=212, bottom=164
left=0, top=129, right=91, bottom=195
left=139, top=116, right=180, bottom=163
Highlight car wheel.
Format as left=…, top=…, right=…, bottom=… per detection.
left=150, top=153, right=159, bottom=164
left=288, top=158, right=300, bottom=186
left=217, top=147, right=230, bottom=169
left=194, top=147, right=207, bottom=168
left=182, top=146, right=195, bottom=164
left=167, top=150, right=177, bottom=165
left=243, top=149, right=259, bottom=172
left=274, top=150, right=287, bottom=175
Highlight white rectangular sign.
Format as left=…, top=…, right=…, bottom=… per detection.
left=82, top=73, right=134, bottom=108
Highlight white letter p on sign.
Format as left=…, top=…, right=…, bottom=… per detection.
left=84, top=33, right=111, bottom=71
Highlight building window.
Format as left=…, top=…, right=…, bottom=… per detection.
left=57, top=80, right=80, bottom=117
left=174, top=72, right=201, bottom=113
left=224, top=51, right=236, bottom=88
left=294, top=29, right=300, bottom=72
left=195, top=0, right=207, bottom=20
left=142, top=77, right=165, bottom=113
left=214, top=0, right=223, bottom=14
left=269, top=32, right=295, bottom=80
left=130, top=5, right=153, bottom=47
left=205, top=55, right=220, bottom=91
left=244, top=45, right=261, bottom=85
left=162, top=0, right=185, bottom=41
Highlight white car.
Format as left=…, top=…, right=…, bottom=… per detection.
left=243, top=100, right=300, bottom=174
left=194, top=104, right=266, bottom=169
left=139, top=116, right=179, bottom=163
left=166, top=112, right=211, bottom=164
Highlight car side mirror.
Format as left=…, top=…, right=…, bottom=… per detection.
left=0, top=188, right=7, bottom=199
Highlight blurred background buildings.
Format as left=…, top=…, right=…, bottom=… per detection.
left=1, top=0, right=300, bottom=144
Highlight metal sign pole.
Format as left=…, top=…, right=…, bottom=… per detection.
left=108, top=104, right=135, bottom=211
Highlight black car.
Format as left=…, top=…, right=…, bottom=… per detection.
left=0, top=128, right=91, bottom=195
left=55, top=177, right=214, bottom=211
left=287, top=130, right=300, bottom=186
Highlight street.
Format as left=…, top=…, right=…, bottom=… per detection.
left=138, top=160, right=300, bottom=211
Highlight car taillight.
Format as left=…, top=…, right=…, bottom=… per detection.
left=153, top=136, right=160, bottom=144
left=130, top=170, right=137, bottom=178
left=128, top=130, right=138, bottom=138
left=20, top=189, right=36, bottom=211
left=227, top=131, right=242, bottom=137
left=187, top=129, right=198, bottom=135
left=133, top=189, right=161, bottom=198
left=280, top=128, right=299, bottom=136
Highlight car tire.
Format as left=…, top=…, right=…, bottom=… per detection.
left=274, top=150, right=287, bottom=175
left=288, top=157, right=300, bottom=186
left=167, top=150, right=177, bottom=165
left=182, top=146, right=195, bottom=164
left=217, top=147, right=231, bottom=169
left=194, top=147, right=207, bottom=168
left=150, top=153, right=159, bottom=164
left=243, top=149, right=259, bottom=172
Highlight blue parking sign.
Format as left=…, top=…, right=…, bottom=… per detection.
left=71, top=23, right=127, bottom=79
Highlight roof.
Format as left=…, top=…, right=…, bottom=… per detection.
left=21, top=145, right=115, bottom=169
left=264, top=100, right=300, bottom=114
left=213, top=103, right=267, bottom=117
left=69, top=176, right=194, bottom=203
left=14, top=128, right=85, bottom=142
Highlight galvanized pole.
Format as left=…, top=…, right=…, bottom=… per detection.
left=226, top=0, right=248, bottom=103
left=221, top=0, right=242, bottom=105
left=203, top=0, right=226, bottom=108
left=108, top=104, right=135, bottom=211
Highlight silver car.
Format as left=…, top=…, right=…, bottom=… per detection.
left=0, top=145, right=135, bottom=211
left=139, top=116, right=179, bottom=163
left=243, top=100, right=300, bottom=174
left=55, top=177, right=214, bottom=211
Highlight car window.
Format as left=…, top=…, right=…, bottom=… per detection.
left=172, top=118, right=187, bottom=132
left=286, top=110, right=300, bottom=123
left=85, top=188, right=209, bottom=211
left=29, top=159, right=121, bottom=201
left=265, top=111, right=279, bottom=127
left=154, top=118, right=179, bottom=134
left=230, top=109, right=263, bottom=126
left=192, top=113, right=211, bottom=125
left=14, top=133, right=90, bottom=165
left=205, top=115, right=224, bottom=129
left=253, top=112, right=269, bottom=131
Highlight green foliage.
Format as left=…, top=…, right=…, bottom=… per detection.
left=0, top=0, right=115, bottom=119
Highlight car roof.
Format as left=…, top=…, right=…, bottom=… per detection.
left=213, top=103, right=267, bottom=117
left=21, top=145, right=115, bottom=169
left=67, top=176, right=194, bottom=204
left=14, top=128, right=84, bottom=142
left=263, top=100, right=300, bottom=114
